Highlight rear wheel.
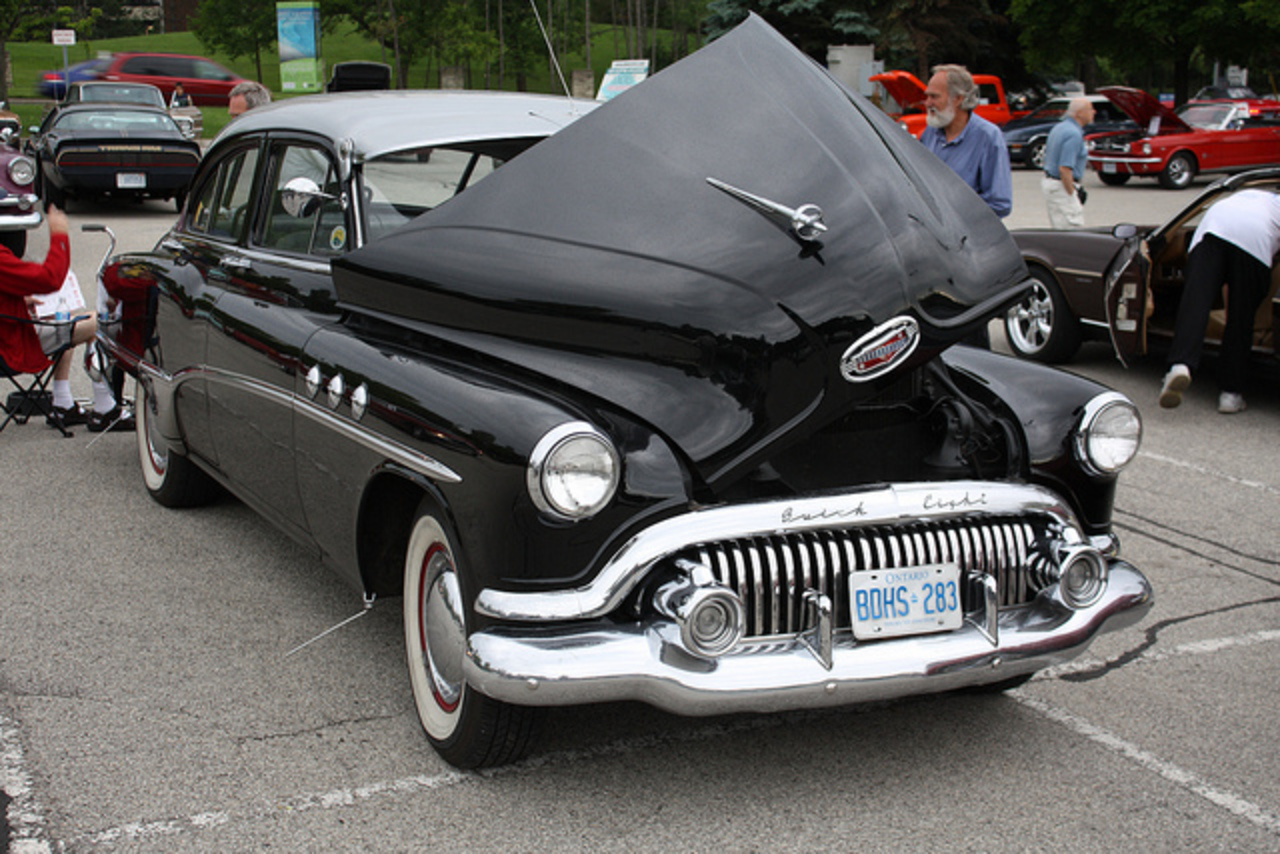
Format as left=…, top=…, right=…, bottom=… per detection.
left=1159, top=152, right=1196, bottom=189
left=403, top=505, right=541, bottom=769
left=1004, top=265, right=1081, bottom=363
left=1098, top=172, right=1131, bottom=186
left=1027, top=139, right=1046, bottom=171
left=137, top=380, right=219, bottom=507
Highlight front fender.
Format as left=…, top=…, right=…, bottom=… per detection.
left=941, top=346, right=1123, bottom=533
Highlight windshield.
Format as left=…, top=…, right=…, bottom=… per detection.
left=77, top=85, right=165, bottom=107
left=1025, top=99, right=1070, bottom=121
left=1177, top=103, right=1234, bottom=129
left=360, top=138, right=541, bottom=242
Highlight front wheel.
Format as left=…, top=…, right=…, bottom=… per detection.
left=1158, top=152, right=1196, bottom=189
left=403, top=506, right=541, bottom=769
left=137, top=380, right=219, bottom=507
left=1098, top=172, right=1131, bottom=186
left=1004, top=266, right=1081, bottom=363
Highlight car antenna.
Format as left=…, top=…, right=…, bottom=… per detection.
left=528, top=0, right=579, bottom=113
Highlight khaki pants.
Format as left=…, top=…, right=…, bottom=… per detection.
left=1042, top=176, right=1084, bottom=229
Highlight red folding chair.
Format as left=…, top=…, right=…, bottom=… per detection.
left=0, top=312, right=83, bottom=438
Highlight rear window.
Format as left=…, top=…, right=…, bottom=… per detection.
left=53, top=109, right=179, bottom=134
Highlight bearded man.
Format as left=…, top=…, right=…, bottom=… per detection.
left=919, top=64, right=1013, bottom=218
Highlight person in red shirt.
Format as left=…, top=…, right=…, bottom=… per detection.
left=1, top=206, right=132, bottom=432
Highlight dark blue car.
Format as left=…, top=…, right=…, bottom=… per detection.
left=1003, top=94, right=1133, bottom=170
left=38, top=57, right=111, bottom=99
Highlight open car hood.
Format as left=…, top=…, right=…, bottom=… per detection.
left=1100, top=86, right=1192, bottom=135
left=869, top=70, right=927, bottom=113
left=333, top=15, right=1028, bottom=483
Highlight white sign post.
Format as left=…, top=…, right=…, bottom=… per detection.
left=52, top=29, right=76, bottom=97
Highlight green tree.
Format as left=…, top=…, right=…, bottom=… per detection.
left=1012, top=0, right=1276, bottom=104
left=704, top=0, right=878, bottom=61
left=192, top=0, right=279, bottom=82
left=0, top=0, right=53, bottom=101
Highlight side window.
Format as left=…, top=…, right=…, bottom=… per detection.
left=187, top=146, right=260, bottom=241
left=194, top=60, right=233, bottom=82
left=261, top=143, right=346, bottom=257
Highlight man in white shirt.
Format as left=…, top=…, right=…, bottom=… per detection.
left=1159, top=188, right=1280, bottom=413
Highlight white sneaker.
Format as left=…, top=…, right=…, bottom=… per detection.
left=1218, top=392, right=1246, bottom=414
left=1159, top=364, right=1191, bottom=408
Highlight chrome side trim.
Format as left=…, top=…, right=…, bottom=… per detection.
left=138, top=362, right=461, bottom=485
left=466, top=562, right=1152, bottom=715
left=475, top=481, right=1085, bottom=622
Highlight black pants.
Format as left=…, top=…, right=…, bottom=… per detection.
left=1168, top=233, right=1272, bottom=394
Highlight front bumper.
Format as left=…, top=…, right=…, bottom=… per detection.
left=1089, top=156, right=1161, bottom=176
left=465, top=561, right=1151, bottom=715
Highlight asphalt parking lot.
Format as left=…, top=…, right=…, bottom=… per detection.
left=2, top=168, right=1278, bottom=852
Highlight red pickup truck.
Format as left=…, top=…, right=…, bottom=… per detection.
left=870, top=70, right=1023, bottom=137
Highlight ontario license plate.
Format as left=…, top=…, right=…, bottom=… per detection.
left=850, top=563, right=963, bottom=640
left=116, top=173, right=146, bottom=188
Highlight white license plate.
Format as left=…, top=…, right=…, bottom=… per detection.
left=116, top=173, right=146, bottom=188
left=1102, top=162, right=1117, bottom=174
left=850, top=563, right=963, bottom=640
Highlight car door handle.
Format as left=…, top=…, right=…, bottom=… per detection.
left=220, top=255, right=252, bottom=271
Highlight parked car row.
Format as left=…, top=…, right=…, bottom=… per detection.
left=89, top=17, right=1152, bottom=770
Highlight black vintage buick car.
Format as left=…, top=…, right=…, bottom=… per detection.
left=95, top=16, right=1152, bottom=768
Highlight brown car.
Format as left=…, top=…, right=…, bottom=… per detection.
left=1007, top=167, right=1280, bottom=367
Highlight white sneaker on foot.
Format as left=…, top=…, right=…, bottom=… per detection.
left=1159, top=364, right=1191, bottom=408
left=1218, top=392, right=1246, bottom=414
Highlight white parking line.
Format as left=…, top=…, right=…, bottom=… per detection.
left=1138, top=450, right=1280, bottom=497
left=0, top=713, right=52, bottom=854
left=1012, top=692, right=1280, bottom=836
left=8, top=628, right=1280, bottom=849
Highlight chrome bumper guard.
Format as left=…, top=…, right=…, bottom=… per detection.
left=464, top=562, right=1151, bottom=715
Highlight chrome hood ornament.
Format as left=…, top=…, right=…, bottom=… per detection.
left=706, top=177, right=828, bottom=243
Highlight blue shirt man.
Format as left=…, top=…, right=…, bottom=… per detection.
left=919, top=64, right=1013, bottom=218
left=1040, top=98, right=1096, bottom=228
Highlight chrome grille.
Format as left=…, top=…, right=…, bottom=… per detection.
left=687, top=516, right=1049, bottom=639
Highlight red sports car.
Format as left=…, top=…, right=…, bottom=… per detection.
left=1087, top=86, right=1280, bottom=189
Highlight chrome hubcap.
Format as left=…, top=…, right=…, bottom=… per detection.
left=1007, top=281, right=1053, bottom=353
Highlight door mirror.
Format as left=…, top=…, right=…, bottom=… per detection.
left=280, top=176, right=335, bottom=218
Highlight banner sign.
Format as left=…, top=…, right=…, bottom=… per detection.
left=277, top=2, right=322, bottom=92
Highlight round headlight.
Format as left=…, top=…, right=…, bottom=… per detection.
left=8, top=155, right=35, bottom=186
left=527, top=422, right=620, bottom=521
left=1076, top=393, right=1142, bottom=475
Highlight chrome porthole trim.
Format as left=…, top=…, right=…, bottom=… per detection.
left=305, top=364, right=322, bottom=399
left=351, top=383, right=369, bottom=421
left=327, top=373, right=345, bottom=409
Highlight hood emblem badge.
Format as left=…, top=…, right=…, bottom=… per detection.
left=706, top=177, right=828, bottom=243
left=840, top=317, right=921, bottom=382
